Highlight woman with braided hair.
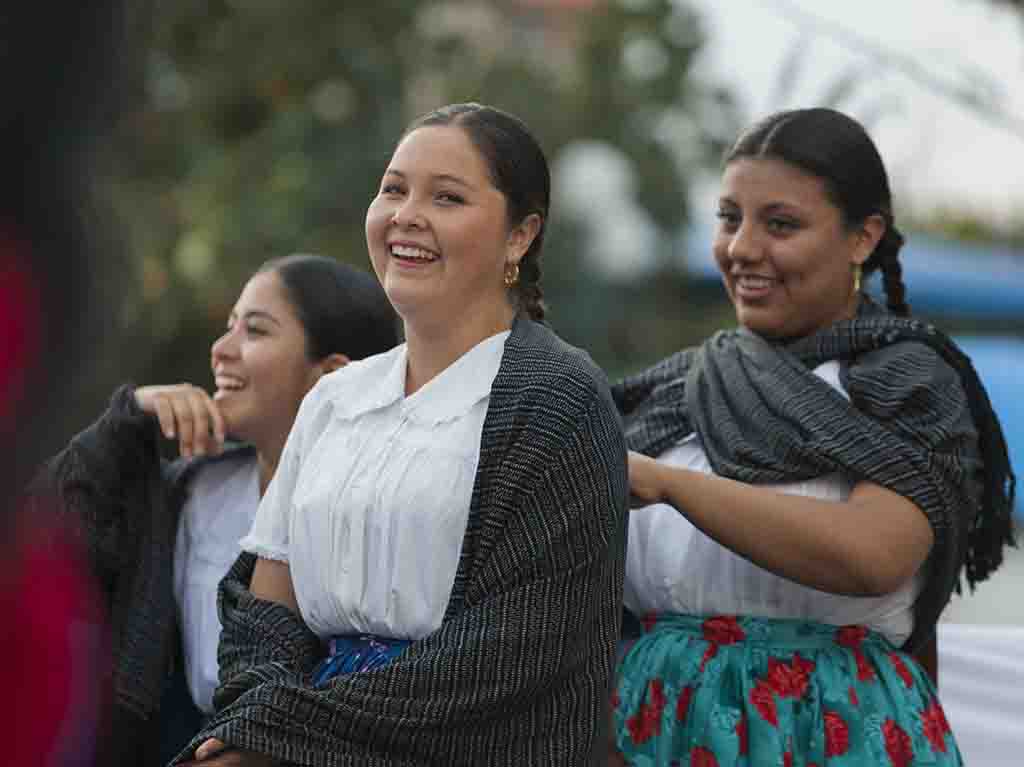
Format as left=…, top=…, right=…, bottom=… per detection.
left=178, top=103, right=627, bottom=766
left=611, top=108, right=1015, bottom=766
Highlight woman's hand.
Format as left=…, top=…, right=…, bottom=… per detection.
left=134, top=384, right=226, bottom=458
left=179, top=738, right=277, bottom=766
left=627, top=451, right=665, bottom=508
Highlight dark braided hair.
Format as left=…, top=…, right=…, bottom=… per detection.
left=403, top=103, right=550, bottom=322
left=725, top=108, right=910, bottom=316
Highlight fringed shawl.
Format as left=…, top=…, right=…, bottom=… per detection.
left=613, top=302, right=1015, bottom=652
left=174, top=316, right=629, bottom=766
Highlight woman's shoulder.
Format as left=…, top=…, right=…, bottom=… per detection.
left=501, top=319, right=623, bottom=443
left=303, top=344, right=406, bottom=408
left=508, top=317, right=609, bottom=397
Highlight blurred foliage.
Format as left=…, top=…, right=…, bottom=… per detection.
left=906, top=208, right=1024, bottom=249
left=75, top=0, right=742, bottom=435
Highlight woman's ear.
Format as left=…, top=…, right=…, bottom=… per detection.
left=854, top=213, right=886, bottom=265
left=317, top=353, right=350, bottom=378
left=507, top=213, right=543, bottom=262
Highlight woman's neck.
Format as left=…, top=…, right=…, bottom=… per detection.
left=256, top=452, right=277, bottom=497
left=255, top=431, right=289, bottom=496
left=403, top=304, right=515, bottom=395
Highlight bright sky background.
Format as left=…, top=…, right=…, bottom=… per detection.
left=686, top=0, right=1024, bottom=227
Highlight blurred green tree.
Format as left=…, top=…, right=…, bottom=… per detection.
left=84, top=0, right=739, bottom=435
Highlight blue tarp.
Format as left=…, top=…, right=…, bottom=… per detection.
left=954, top=337, right=1023, bottom=524
left=683, top=222, right=1024, bottom=318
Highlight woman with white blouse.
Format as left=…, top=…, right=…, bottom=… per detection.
left=181, top=103, right=628, bottom=767
left=610, top=109, right=1014, bottom=766
left=45, top=255, right=399, bottom=766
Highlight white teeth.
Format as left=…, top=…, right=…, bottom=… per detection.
left=215, top=375, right=245, bottom=390
left=390, top=244, right=438, bottom=261
left=738, top=275, right=773, bottom=289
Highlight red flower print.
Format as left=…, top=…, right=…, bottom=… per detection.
left=626, top=679, right=668, bottom=745
left=889, top=652, right=914, bottom=688
left=699, top=643, right=718, bottom=673
left=766, top=653, right=816, bottom=699
left=736, top=716, right=748, bottom=755
left=824, top=710, right=850, bottom=757
left=690, top=746, right=719, bottom=767
left=611, top=689, right=620, bottom=710
left=702, top=616, right=746, bottom=645
left=783, top=752, right=793, bottom=767
left=641, top=612, right=659, bottom=634
left=836, top=625, right=868, bottom=648
left=854, top=654, right=876, bottom=681
left=921, top=700, right=950, bottom=753
left=849, top=685, right=859, bottom=706
left=676, top=685, right=694, bottom=723
left=750, top=680, right=778, bottom=727
left=883, top=719, right=913, bottom=767
left=836, top=626, right=875, bottom=681
left=933, top=697, right=950, bottom=734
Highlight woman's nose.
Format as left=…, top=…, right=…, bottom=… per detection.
left=390, top=198, right=426, bottom=229
left=211, top=328, right=239, bottom=362
left=726, top=222, right=761, bottom=264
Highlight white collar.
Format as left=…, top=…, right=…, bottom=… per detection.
left=327, top=331, right=510, bottom=426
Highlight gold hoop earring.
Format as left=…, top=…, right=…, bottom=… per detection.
left=852, top=263, right=862, bottom=293
left=504, top=262, right=520, bottom=287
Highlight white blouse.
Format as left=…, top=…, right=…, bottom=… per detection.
left=240, top=331, right=510, bottom=641
left=624, top=360, right=922, bottom=645
left=173, top=455, right=260, bottom=713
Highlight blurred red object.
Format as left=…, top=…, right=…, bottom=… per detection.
left=0, top=504, right=107, bottom=767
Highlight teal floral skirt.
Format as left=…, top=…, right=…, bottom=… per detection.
left=613, top=615, right=961, bottom=766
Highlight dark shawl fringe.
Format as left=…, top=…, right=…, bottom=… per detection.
left=613, top=301, right=1015, bottom=652
left=174, top=317, right=629, bottom=766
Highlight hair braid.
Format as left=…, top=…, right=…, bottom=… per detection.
left=515, top=248, right=546, bottom=322
left=869, top=222, right=910, bottom=316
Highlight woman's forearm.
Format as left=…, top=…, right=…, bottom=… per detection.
left=637, top=455, right=933, bottom=596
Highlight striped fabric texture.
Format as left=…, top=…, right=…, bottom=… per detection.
left=39, top=385, right=252, bottom=763
left=613, top=300, right=1014, bottom=654
left=174, top=315, right=629, bottom=766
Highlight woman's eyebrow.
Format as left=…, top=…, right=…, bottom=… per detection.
left=240, top=309, right=281, bottom=326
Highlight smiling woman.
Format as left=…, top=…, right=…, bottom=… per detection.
left=41, top=254, right=398, bottom=765
left=176, top=104, right=628, bottom=767
left=611, top=108, right=1015, bottom=767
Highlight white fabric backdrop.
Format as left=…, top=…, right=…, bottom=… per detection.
left=937, top=624, right=1024, bottom=766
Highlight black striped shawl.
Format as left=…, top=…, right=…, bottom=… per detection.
left=39, top=385, right=254, bottom=764
left=613, top=303, right=1015, bottom=653
left=174, top=316, right=629, bottom=766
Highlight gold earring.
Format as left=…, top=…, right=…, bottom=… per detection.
left=504, top=262, right=520, bottom=287
left=852, top=263, right=862, bottom=293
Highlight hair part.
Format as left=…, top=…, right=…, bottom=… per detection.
left=258, top=253, right=399, bottom=361
left=725, top=108, right=910, bottom=316
left=403, top=102, right=551, bottom=322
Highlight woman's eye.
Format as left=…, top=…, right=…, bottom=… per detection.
left=767, top=218, right=798, bottom=234
left=437, top=192, right=464, bottom=204
left=244, top=324, right=267, bottom=337
left=716, top=210, right=740, bottom=229
left=381, top=183, right=404, bottom=195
